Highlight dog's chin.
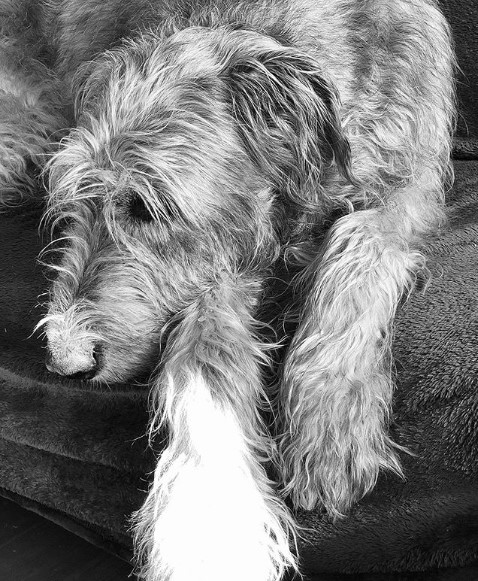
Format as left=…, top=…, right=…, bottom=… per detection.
left=91, top=367, right=153, bottom=386
left=82, top=335, right=161, bottom=385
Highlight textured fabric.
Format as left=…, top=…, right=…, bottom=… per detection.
left=0, top=163, right=477, bottom=576
left=440, top=0, right=478, bottom=146
left=0, top=205, right=152, bottom=555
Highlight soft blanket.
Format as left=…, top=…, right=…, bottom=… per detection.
left=0, top=160, right=477, bottom=578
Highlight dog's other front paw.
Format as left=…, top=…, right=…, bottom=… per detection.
left=279, top=372, right=404, bottom=518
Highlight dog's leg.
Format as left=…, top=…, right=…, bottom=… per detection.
left=278, top=0, right=455, bottom=518
left=279, top=173, right=449, bottom=516
left=133, top=280, right=296, bottom=581
left=0, top=39, right=66, bottom=204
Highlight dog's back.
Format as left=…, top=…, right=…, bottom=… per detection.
left=0, top=0, right=414, bottom=95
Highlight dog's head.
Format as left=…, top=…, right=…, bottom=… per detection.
left=40, top=26, right=351, bottom=383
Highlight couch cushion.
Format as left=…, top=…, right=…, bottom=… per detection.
left=0, top=161, right=477, bottom=576
left=441, top=0, right=478, bottom=155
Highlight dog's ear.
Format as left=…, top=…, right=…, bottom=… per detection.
left=224, top=40, right=353, bottom=205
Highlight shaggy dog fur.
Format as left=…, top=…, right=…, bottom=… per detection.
left=0, top=1, right=455, bottom=580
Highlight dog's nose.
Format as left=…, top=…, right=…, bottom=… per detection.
left=45, top=346, right=100, bottom=380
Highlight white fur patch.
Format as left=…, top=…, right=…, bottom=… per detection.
left=138, top=373, right=294, bottom=581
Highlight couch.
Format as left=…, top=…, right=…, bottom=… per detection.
left=0, top=1, right=476, bottom=579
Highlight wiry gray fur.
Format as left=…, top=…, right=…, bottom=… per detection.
left=0, top=0, right=455, bottom=579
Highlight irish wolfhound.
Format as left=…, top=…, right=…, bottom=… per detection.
left=0, top=1, right=455, bottom=579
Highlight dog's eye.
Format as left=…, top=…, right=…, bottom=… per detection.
left=128, top=193, right=154, bottom=222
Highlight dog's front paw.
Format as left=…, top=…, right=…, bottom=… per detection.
left=133, top=452, right=295, bottom=581
left=279, top=373, right=403, bottom=518
left=133, top=382, right=297, bottom=581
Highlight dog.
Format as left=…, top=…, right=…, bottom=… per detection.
left=0, top=0, right=455, bottom=579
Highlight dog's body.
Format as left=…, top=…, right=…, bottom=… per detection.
left=0, top=1, right=455, bottom=580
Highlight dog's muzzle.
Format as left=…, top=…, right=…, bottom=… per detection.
left=45, top=345, right=100, bottom=380
left=44, top=319, right=102, bottom=380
